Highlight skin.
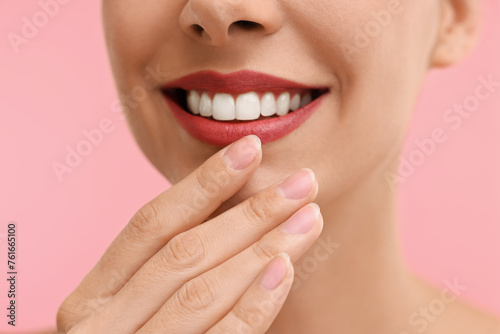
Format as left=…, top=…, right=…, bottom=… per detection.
left=48, top=0, right=500, bottom=333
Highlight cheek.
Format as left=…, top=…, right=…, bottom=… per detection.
left=273, top=1, right=435, bottom=199
left=102, top=0, right=438, bottom=200
left=103, top=1, right=184, bottom=66
left=103, top=1, right=197, bottom=176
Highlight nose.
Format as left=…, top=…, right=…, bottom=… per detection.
left=179, top=0, right=283, bottom=46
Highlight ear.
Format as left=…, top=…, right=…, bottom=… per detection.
left=430, top=0, right=482, bottom=68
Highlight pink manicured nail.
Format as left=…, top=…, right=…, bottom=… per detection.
left=223, top=135, right=261, bottom=170
left=259, top=253, right=289, bottom=290
left=280, top=204, right=320, bottom=234
left=276, top=169, right=314, bottom=200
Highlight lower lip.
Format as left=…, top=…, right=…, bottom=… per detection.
left=163, top=93, right=326, bottom=146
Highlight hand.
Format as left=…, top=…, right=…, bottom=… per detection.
left=57, top=135, right=322, bottom=333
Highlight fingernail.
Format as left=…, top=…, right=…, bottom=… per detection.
left=275, top=169, right=315, bottom=200
left=280, top=204, right=320, bottom=234
left=259, top=253, right=289, bottom=290
left=223, top=135, right=261, bottom=170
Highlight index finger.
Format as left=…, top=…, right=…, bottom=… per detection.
left=79, top=135, right=262, bottom=297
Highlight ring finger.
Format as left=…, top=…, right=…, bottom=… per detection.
left=138, top=203, right=323, bottom=333
left=95, top=169, right=317, bottom=331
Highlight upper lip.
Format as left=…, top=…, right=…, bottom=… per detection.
left=161, top=70, right=327, bottom=95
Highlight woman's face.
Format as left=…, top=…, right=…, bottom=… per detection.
left=102, top=0, right=441, bottom=206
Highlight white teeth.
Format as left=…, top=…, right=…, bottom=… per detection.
left=212, top=93, right=235, bottom=121
left=187, top=90, right=200, bottom=115
left=199, top=92, right=212, bottom=117
left=290, top=94, right=301, bottom=111
left=236, top=92, right=261, bottom=120
left=261, top=92, right=277, bottom=117
left=276, top=92, right=291, bottom=116
left=300, top=92, right=312, bottom=108
left=186, top=90, right=316, bottom=120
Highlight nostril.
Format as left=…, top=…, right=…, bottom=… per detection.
left=191, top=24, right=204, bottom=35
left=232, top=20, right=262, bottom=30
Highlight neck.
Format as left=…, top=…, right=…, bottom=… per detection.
left=268, top=164, right=426, bottom=333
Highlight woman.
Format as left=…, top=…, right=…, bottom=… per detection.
left=55, top=0, right=500, bottom=333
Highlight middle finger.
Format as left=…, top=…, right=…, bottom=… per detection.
left=99, top=169, right=317, bottom=332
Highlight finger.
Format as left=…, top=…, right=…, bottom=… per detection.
left=138, top=204, right=323, bottom=333
left=207, top=253, right=293, bottom=334
left=99, top=169, right=317, bottom=330
left=70, top=137, right=262, bottom=302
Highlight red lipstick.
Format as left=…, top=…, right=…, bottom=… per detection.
left=162, top=70, right=328, bottom=146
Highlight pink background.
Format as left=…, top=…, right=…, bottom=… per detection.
left=1, top=1, right=499, bottom=331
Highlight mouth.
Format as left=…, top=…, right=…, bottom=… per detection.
left=161, top=70, right=329, bottom=146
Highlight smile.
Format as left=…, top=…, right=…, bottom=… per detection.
left=162, top=70, right=329, bottom=146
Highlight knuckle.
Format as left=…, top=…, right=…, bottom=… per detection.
left=233, top=302, right=268, bottom=331
left=160, top=231, right=204, bottom=270
left=56, top=299, right=73, bottom=332
left=251, top=241, right=278, bottom=264
left=129, top=201, right=164, bottom=239
left=176, top=276, right=218, bottom=311
left=194, top=167, right=221, bottom=200
left=243, top=195, right=275, bottom=225
left=56, top=290, right=96, bottom=332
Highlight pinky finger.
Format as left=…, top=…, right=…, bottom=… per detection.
left=207, top=253, right=294, bottom=334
